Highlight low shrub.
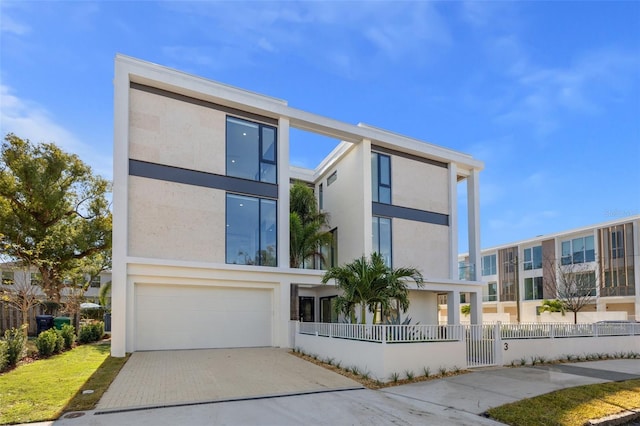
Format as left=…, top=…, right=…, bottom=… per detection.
left=78, top=321, right=105, bottom=344
left=36, top=329, right=59, bottom=357
left=3, top=325, right=27, bottom=368
left=0, top=340, right=8, bottom=372
left=59, top=324, right=76, bottom=350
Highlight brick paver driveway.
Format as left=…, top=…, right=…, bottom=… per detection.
left=97, top=348, right=362, bottom=410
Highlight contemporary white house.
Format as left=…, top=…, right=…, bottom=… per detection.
left=111, top=54, right=486, bottom=357
left=456, top=215, right=640, bottom=323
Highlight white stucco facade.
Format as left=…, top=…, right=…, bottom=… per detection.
left=112, top=54, right=485, bottom=357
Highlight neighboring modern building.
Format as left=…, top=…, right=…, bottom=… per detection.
left=456, top=215, right=640, bottom=323
left=111, top=55, right=485, bottom=357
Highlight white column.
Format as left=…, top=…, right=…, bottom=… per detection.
left=467, top=169, right=481, bottom=281
left=362, top=139, right=373, bottom=256
left=447, top=290, right=460, bottom=325
left=110, top=58, right=130, bottom=358
left=277, top=117, right=290, bottom=269
left=634, top=219, right=640, bottom=321
left=449, top=163, right=458, bottom=280
left=279, top=280, right=292, bottom=347
left=470, top=290, right=483, bottom=324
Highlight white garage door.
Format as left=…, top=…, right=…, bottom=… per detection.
left=135, top=284, right=272, bottom=351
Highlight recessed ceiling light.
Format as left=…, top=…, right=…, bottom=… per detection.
left=239, top=203, right=243, bottom=207
left=242, top=132, right=247, bottom=136
left=231, top=160, right=235, bottom=163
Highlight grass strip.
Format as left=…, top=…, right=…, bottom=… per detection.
left=0, top=342, right=126, bottom=424
left=486, top=378, right=640, bottom=426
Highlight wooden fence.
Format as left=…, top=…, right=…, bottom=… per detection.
left=0, top=302, right=61, bottom=336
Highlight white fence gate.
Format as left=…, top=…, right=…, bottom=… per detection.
left=465, top=324, right=498, bottom=368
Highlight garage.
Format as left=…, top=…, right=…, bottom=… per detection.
left=134, top=283, right=273, bottom=351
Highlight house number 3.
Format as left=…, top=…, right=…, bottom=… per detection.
left=504, top=343, right=509, bottom=351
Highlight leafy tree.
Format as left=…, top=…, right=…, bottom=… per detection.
left=322, top=252, right=423, bottom=324
left=0, top=134, right=112, bottom=303
left=544, top=257, right=596, bottom=324
left=289, top=181, right=332, bottom=268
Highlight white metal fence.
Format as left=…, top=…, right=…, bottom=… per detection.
left=298, top=322, right=463, bottom=343
left=298, top=321, right=639, bottom=369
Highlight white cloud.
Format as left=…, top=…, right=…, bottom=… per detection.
left=0, top=84, right=112, bottom=179
left=160, top=2, right=451, bottom=78
left=0, top=14, right=30, bottom=35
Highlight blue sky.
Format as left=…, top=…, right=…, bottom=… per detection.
left=1, top=1, right=639, bottom=253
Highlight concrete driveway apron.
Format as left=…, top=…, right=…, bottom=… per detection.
left=96, top=347, right=362, bottom=411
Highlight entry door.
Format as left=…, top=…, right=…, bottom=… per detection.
left=299, top=297, right=314, bottom=322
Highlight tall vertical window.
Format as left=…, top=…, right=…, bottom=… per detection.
left=372, top=216, right=392, bottom=266
left=319, top=228, right=338, bottom=270
left=481, top=254, right=497, bottom=276
left=523, top=246, right=542, bottom=270
left=561, top=236, right=595, bottom=265
left=226, top=117, right=277, bottom=184
left=318, top=183, right=323, bottom=210
left=611, top=230, right=624, bottom=259
left=226, top=194, right=277, bottom=266
left=371, top=152, right=391, bottom=204
left=524, top=277, right=544, bottom=300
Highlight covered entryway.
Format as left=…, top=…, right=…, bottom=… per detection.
left=134, top=283, right=272, bottom=351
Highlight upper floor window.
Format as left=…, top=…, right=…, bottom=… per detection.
left=327, top=171, right=337, bottom=186
left=371, top=152, right=391, bottom=204
left=372, top=216, right=392, bottom=267
left=481, top=254, right=497, bottom=276
left=523, top=246, right=542, bottom=270
left=611, top=230, right=624, bottom=259
left=226, top=193, right=277, bottom=266
left=561, top=236, right=595, bottom=265
left=226, top=117, right=277, bottom=184
left=1, top=271, right=14, bottom=285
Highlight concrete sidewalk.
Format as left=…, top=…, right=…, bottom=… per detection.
left=51, top=358, right=639, bottom=425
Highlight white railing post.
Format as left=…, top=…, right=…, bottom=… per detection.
left=593, top=322, right=598, bottom=338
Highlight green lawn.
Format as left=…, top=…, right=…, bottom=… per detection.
left=0, top=343, right=128, bottom=425
left=487, top=379, right=640, bottom=426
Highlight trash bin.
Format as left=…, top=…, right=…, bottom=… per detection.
left=54, top=316, right=71, bottom=330
left=103, top=313, right=111, bottom=332
left=36, top=315, right=54, bottom=335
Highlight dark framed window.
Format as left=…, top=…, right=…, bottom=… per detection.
left=319, top=228, right=338, bottom=270
left=299, top=296, right=315, bottom=322
left=327, top=171, right=337, bottom=186
left=481, top=254, right=497, bottom=276
left=561, top=236, right=595, bottom=265
left=611, top=230, right=624, bottom=259
left=89, top=277, right=101, bottom=288
left=318, top=183, right=323, bottom=210
left=484, top=282, right=497, bottom=302
left=226, top=193, right=277, bottom=266
left=371, top=152, right=391, bottom=204
left=524, top=246, right=542, bottom=270
left=320, top=296, right=338, bottom=323
left=372, top=216, right=392, bottom=267
left=524, top=277, right=544, bottom=300
left=226, top=116, right=277, bottom=184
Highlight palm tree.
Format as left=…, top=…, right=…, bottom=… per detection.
left=289, top=181, right=332, bottom=268
left=290, top=212, right=332, bottom=268
left=322, top=252, right=424, bottom=324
